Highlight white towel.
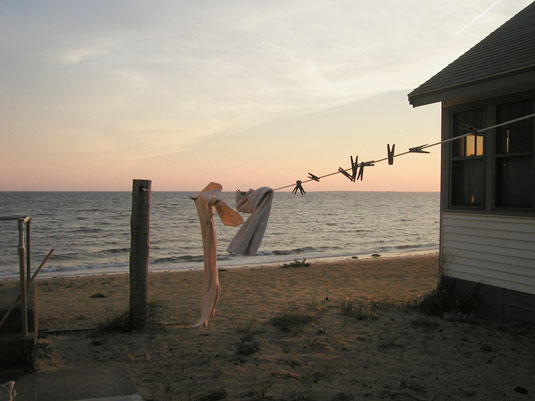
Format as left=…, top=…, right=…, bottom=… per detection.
left=193, top=182, right=243, bottom=328
left=227, top=187, right=274, bottom=256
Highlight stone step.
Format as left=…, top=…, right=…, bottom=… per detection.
left=37, top=366, right=142, bottom=401
left=1, top=365, right=143, bottom=401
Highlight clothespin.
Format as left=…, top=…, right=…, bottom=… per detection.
left=357, top=163, right=365, bottom=181
left=409, top=144, right=430, bottom=154
left=338, top=167, right=354, bottom=181
left=292, top=180, right=306, bottom=195
left=351, top=156, right=358, bottom=181
left=307, top=173, right=320, bottom=182
left=387, top=144, right=395, bottom=165
left=355, top=161, right=373, bottom=180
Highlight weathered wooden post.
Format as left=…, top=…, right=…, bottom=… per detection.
left=17, top=218, right=28, bottom=337
left=129, top=179, right=151, bottom=330
left=26, top=218, right=31, bottom=282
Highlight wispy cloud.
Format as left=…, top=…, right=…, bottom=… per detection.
left=456, top=0, right=503, bottom=34
left=1, top=0, right=532, bottom=189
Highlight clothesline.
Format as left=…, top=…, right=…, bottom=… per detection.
left=189, top=112, right=535, bottom=328
left=273, top=112, right=535, bottom=192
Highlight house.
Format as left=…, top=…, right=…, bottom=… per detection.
left=408, top=2, right=535, bottom=322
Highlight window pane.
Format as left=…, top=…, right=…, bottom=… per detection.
left=496, top=156, right=533, bottom=208
left=452, top=160, right=483, bottom=206
left=451, top=108, right=484, bottom=208
left=496, top=100, right=533, bottom=155
left=476, top=135, right=484, bottom=156
left=495, top=99, right=534, bottom=209
left=465, top=135, right=475, bottom=156
left=452, top=109, right=484, bottom=157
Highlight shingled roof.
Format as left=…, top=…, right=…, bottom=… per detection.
left=408, top=2, right=535, bottom=107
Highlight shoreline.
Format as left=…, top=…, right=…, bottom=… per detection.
left=0, top=248, right=439, bottom=280
left=18, top=254, right=443, bottom=332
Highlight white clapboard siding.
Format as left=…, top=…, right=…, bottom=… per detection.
left=441, top=212, right=535, bottom=295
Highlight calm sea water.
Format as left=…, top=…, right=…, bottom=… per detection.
left=0, top=192, right=439, bottom=278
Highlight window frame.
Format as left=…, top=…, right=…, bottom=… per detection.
left=493, top=99, right=534, bottom=211
left=447, top=105, right=486, bottom=210
left=443, top=91, right=535, bottom=216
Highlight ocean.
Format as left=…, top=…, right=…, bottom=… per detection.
left=0, top=191, right=439, bottom=278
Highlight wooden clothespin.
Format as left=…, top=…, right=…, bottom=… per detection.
left=409, top=144, right=430, bottom=154
left=292, top=180, right=306, bottom=195
left=307, top=173, right=320, bottom=182
left=357, top=163, right=365, bottom=181
left=351, top=156, right=358, bottom=181
left=338, top=167, right=354, bottom=181
left=387, top=144, right=395, bottom=165
left=356, top=161, right=374, bottom=181
left=189, top=196, right=197, bottom=201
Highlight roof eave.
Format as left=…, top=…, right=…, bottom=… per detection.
left=408, top=65, right=535, bottom=107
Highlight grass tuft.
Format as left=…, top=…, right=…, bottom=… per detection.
left=410, top=318, right=441, bottom=331
left=339, top=297, right=373, bottom=319
left=331, top=392, right=355, bottom=401
left=236, top=330, right=260, bottom=355
left=96, top=301, right=167, bottom=333
left=97, top=310, right=131, bottom=333
left=269, top=310, right=314, bottom=331
left=415, top=277, right=479, bottom=316
left=197, top=388, right=227, bottom=401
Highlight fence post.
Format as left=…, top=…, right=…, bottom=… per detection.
left=18, top=219, right=28, bottom=337
left=26, top=218, right=31, bottom=282
left=129, top=179, right=151, bottom=330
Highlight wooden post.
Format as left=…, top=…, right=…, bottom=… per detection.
left=129, top=179, right=151, bottom=330
left=18, top=219, right=28, bottom=337
left=26, top=218, right=31, bottom=282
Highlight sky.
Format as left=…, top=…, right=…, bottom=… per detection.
left=1, top=0, right=533, bottom=191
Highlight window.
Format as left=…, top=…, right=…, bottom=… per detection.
left=495, top=100, right=534, bottom=208
left=450, top=108, right=485, bottom=207
left=447, top=96, right=535, bottom=213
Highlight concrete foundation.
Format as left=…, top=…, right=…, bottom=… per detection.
left=0, top=285, right=38, bottom=370
left=447, top=276, right=535, bottom=323
left=0, top=334, right=36, bottom=370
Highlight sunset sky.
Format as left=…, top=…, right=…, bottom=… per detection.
left=1, top=0, right=532, bottom=191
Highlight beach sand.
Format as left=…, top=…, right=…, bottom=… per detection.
left=15, top=254, right=535, bottom=400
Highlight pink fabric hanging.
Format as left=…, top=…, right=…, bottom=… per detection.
left=193, top=183, right=243, bottom=328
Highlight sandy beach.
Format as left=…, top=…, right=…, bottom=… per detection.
left=10, top=254, right=534, bottom=400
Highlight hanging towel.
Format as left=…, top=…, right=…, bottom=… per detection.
left=227, top=187, right=274, bottom=256
left=193, top=182, right=243, bottom=328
